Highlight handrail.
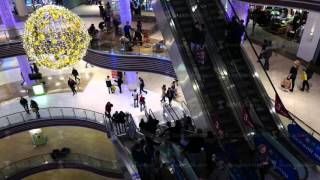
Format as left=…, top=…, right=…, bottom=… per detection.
left=0, top=152, right=121, bottom=180
left=224, top=0, right=320, bottom=140
left=269, top=98, right=320, bottom=139
left=158, top=0, right=219, bottom=133
left=0, top=29, right=170, bottom=59
left=0, top=106, right=107, bottom=131
left=188, top=0, right=255, bottom=146
left=163, top=103, right=177, bottom=122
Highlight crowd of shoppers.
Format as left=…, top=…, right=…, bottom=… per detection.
left=161, top=80, right=178, bottom=105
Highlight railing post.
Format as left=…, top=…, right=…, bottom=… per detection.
left=20, top=113, right=25, bottom=122
left=60, top=109, right=64, bottom=118
left=6, top=117, right=11, bottom=126
left=84, top=111, right=88, bottom=120
left=73, top=108, right=76, bottom=118
left=48, top=108, right=52, bottom=118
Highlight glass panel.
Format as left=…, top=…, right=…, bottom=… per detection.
left=61, top=108, right=74, bottom=118
left=7, top=114, right=24, bottom=125
left=74, top=109, right=87, bottom=119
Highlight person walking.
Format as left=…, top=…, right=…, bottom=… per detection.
left=106, top=76, right=112, bottom=94
left=161, top=85, right=166, bottom=102
left=123, top=21, right=132, bottom=42
left=132, top=89, right=139, bottom=108
left=30, top=99, right=40, bottom=118
left=138, top=77, right=147, bottom=94
left=72, top=68, right=80, bottom=83
left=300, top=68, right=310, bottom=92
left=67, top=78, right=77, bottom=95
left=139, top=94, right=146, bottom=112
left=166, top=87, right=174, bottom=106
left=20, top=96, right=30, bottom=114
left=289, top=61, right=299, bottom=92
left=105, top=102, right=113, bottom=117
left=260, top=42, right=273, bottom=71
left=115, top=76, right=123, bottom=93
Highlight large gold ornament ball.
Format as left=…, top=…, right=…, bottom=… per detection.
left=23, top=5, right=91, bottom=69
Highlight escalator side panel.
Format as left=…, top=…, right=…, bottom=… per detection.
left=153, top=0, right=211, bottom=130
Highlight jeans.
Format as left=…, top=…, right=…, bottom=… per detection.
left=134, top=99, right=139, bottom=108
left=140, top=85, right=147, bottom=94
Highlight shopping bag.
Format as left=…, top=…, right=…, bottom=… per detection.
left=111, top=85, right=116, bottom=93
left=281, top=77, right=292, bottom=89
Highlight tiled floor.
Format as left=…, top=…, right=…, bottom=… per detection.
left=0, top=126, right=117, bottom=168
left=24, top=169, right=120, bottom=180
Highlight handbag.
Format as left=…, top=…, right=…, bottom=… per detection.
left=281, top=77, right=292, bottom=89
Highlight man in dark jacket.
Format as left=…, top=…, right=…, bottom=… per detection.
left=67, top=78, right=77, bottom=95
left=72, top=68, right=80, bottom=83
left=30, top=99, right=40, bottom=118
left=20, top=96, right=30, bottom=114
left=106, top=76, right=112, bottom=94
left=115, top=76, right=123, bottom=93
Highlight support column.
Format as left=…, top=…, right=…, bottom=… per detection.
left=0, top=0, right=19, bottom=38
left=14, top=0, right=28, bottom=17
left=125, top=71, right=138, bottom=91
left=119, top=0, right=132, bottom=26
left=297, top=11, right=320, bottom=62
left=17, top=56, right=34, bottom=87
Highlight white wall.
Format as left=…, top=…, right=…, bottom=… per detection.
left=297, top=11, right=320, bottom=62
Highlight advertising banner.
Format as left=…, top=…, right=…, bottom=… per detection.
left=288, top=124, right=320, bottom=164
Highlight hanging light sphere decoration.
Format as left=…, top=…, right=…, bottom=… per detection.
left=23, top=5, right=91, bottom=69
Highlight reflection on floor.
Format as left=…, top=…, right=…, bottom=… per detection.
left=0, top=72, right=93, bottom=102
left=0, top=126, right=116, bottom=168
left=24, top=169, right=121, bottom=180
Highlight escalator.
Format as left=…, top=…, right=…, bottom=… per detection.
left=193, top=0, right=308, bottom=179
left=155, top=0, right=257, bottom=176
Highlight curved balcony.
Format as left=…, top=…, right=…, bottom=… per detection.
left=0, top=153, right=123, bottom=180
left=241, top=0, right=320, bottom=11
left=0, top=107, right=111, bottom=139
left=0, top=41, right=176, bottom=78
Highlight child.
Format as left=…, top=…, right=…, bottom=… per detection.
left=139, top=95, right=146, bottom=112
left=300, top=68, right=309, bottom=92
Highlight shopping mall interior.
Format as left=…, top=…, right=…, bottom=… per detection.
left=1, top=0, right=320, bottom=179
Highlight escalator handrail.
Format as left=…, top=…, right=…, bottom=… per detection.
left=209, top=0, right=308, bottom=179
left=187, top=0, right=256, bottom=147
left=269, top=98, right=320, bottom=139
left=158, top=0, right=220, bottom=134
left=163, top=103, right=177, bottom=122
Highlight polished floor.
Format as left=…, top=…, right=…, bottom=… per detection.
left=0, top=59, right=183, bottom=126
left=0, top=126, right=116, bottom=168
left=243, top=41, right=320, bottom=134
left=24, top=169, right=121, bottom=180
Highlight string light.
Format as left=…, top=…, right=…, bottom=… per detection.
left=23, top=5, right=91, bottom=69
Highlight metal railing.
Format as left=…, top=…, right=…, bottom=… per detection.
left=0, top=29, right=24, bottom=43
left=0, top=153, right=121, bottom=180
left=0, top=28, right=170, bottom=60
left=0, top=107, right=107, bottom=131
left=91, top=39, right=170, bottom=60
